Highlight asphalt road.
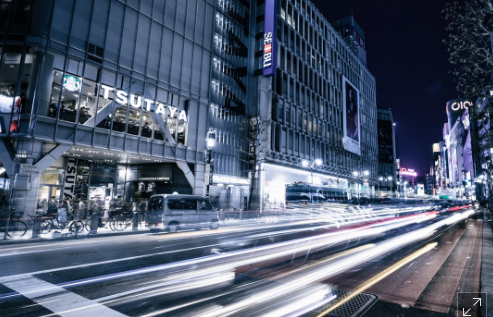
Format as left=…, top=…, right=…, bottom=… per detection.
left=0, top=213, right=484, bottom=317
left=325, top=219, right=483, bottom=317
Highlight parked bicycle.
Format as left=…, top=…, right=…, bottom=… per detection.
left=30, top=209, right=56, bottom=234
left=84, top=209, right=133, bottom=232
left=43, top=208, right=85, bottom=237
left=0, top=207, right=27, bottom=238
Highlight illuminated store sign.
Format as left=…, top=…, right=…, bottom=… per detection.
left=100, top=86, right=188, bottom=121
left=400, top=168, right=417, bottom=177
left=64, top=158, right=77, bottom=199
left=450, top=100, right=472, bottom=111
left=446, top=99, right=473, bottom=114
left=433, top=143, right=440, bottom=153
left=213, top=174, right=249, bottom=185
left=63, top=75, right=81, bottom=92
left=263, top=0, right=278, bottom=77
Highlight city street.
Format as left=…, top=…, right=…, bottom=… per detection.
left=0, top=208, right=487, bottom=317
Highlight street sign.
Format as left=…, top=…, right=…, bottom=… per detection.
left=19, top=164, right=39, bottom=174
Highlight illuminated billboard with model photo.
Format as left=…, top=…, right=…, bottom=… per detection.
left=343, top=77, right=360, bottom=155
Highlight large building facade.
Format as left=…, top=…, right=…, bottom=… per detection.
left=376, top=107, right=396, bottom=194
left=252, top=2, right=378, bottom=208
left=0, top=0, right=218, bottom=215
left=0, top=0, right=378, bottom=216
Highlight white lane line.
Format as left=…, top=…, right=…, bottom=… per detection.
left=3, top=275, right=126, bottom=317
left=0, top=243, right=218, bottom=284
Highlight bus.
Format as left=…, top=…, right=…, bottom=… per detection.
left=285, top=182, right=349, bottom=205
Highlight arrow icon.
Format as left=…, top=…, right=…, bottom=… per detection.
left=474, top=297, right=481, bottom=306
left=463, top=308, right=471, bottom=316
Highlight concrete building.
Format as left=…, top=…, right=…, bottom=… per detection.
left=253, top=2, right=378, bottom=208
left=0, top=0, right=379, bottom=217
left=376, top=107, right=396, bottom=195
left=0, top=0, right=224, bottom=216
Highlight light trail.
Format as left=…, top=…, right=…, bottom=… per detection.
left=315, top=242, right=438, bottom=317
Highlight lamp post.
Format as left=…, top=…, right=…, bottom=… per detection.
left=205, top=129, right=216, bottom=198
left=386, top=176, right=393, bottom=195
left=378, top=176, right=383, bottom=196
left=352, top=170, right=369, bottom=200
left=302, top=158, right=322, bottom=204
left=302, top=158, right=323, bottom=185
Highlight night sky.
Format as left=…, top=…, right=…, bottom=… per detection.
left=311, top=0, right=458, bottom=179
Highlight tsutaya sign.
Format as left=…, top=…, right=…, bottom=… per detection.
left=100, top=86, right=188, bottom=121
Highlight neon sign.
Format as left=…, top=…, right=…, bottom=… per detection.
left=400, top=168, right=417, bottom=177
left=263, top=0, right=278, bottom=77
left=450, top=100, right=472, bottom=111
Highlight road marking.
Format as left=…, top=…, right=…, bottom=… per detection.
left=3, top=275, right=126, bottom=317
left=0, top=243, right=218, bottom=284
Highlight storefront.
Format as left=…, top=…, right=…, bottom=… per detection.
left=209, top=174, right=250, bottom=210
left=34, top=153, right=195, bottom=218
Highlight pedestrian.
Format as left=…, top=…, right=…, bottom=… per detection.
left=48, top=196, right=57, bottom=218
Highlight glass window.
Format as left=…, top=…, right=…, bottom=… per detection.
left=183, top=199, right=197, bottom=210
left=57, top=71, right=82, bottom=123
left=0, top=46, right=25, bottom=134
left=148, top=196, right=163, bottom=210
left=141, top=84, right=156, bottom=138
left=199, top=200, right=212, bottom=210
left=168, top=199, right=182, bottom=210
left=78, top=78, right=97, bottom=124
left=106, top=75, right=130, bottom=131
left=105, top=1, right=124, bottom=62
left=50, top=0, right=74, bottom=43
left=127, top=108, right=141, bottom=135
left=40, top=168, right=64, bottom=185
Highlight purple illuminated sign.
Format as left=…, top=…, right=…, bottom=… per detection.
left=263, top=0, right=278, bottom=77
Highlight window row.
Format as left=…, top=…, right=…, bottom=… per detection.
left=210, top=103, right=242, bottom=123
left=50, top=0, right=214, bottom=96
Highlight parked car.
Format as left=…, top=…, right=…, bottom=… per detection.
left=145, top=194, right=219, bottom=233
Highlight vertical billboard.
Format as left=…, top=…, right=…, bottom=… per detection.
left=342, top=77, right=360, bottom=155
left=263, top=0, right=278, bottom=77
left=377, top=120, right=393, bottom=163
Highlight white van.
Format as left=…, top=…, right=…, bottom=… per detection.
left=145, top=194, right=219, bottom=233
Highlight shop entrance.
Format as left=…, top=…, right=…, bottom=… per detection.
left=37, top=185, right=62, bottom=213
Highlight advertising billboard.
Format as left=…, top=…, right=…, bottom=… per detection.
left=377, top=120, right=393, bottom=164
left=342, top=77, right=360, bottom=155
left=263, top=0, right=278, bottom=77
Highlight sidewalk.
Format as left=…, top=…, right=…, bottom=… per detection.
left=0, top=217, right=273, bottom=246
left=482, top=208, right=493, bottom=317
left=0, top=222, right=149, bottom=245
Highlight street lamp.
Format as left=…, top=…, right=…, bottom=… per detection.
left=205, top=129, right=216, bottom=198
left=302, top=158, right=322, bottom=185
left=378, top=177, right=383, bottom=195
left=387, top=176, right=393, bottom=194
left=352, top=170, right=369, bottom=200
